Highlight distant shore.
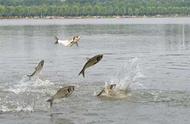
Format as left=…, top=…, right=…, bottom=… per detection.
left=0, top=15, right=190, bottom=20
left=0, top=16, right=190, bottom=26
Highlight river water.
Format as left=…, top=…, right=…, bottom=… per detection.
left=0, top=18, right=190, bottom=124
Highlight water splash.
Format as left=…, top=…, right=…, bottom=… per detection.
left=0, top=76, right=55, bottom=112
left=8, top=76, right=53, bottom=94
left=108, top=57, right=145, bottom=91
left=95, top=58, right=145, bottom=98
left=0, top=105, right=34, bottom=112
left=0, top=102, right=35, bottom=112
left=0, top=93, right=35, bottom=112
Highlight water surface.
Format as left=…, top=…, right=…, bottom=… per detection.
left=0, top=18, right=190, bottom=124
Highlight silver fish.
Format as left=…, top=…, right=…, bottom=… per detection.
left=97, top=84, right=116, bottom=96
left=47, top=86, right=75, bottom=107
left=70, top=35, right=80, bottom=47
left=54, top=36, right=80, bottom=47
left=27, top=60, right=44, bottom=79
left=78, top=54, right=103, bottom=78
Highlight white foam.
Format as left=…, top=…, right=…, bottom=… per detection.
left=0, top=104, right=34, bottom=112
left=0, top=76, right=56, bottom=112
left=0, top=105, right=10, bottom=112
left=58, top=39, right=72, bottom=46
left=107, top=57, right=145, bottom=91
left=8, top=76, right=53, bottom=94
left=16, top=105, right=34, bottom=112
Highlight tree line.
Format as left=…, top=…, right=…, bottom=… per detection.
left=0, top=0, right=189, bottom=17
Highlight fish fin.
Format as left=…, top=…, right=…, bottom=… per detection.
left=97, top=89, right=105, bottom=96
left=47, top=98, right=53, bottom=108
left=78, top=69, right=85, bottom=78
left=54, top=36, right=59, bottom=44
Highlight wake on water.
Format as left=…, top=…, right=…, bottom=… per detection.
left=0, top=76, right=54, bottom=112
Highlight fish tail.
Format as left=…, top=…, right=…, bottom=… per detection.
left=47, top=98, right=53, bottom=107
left=78, top=68, right=85, bottom=78
left=97, top=89, right=105, bottom=96
left=54, top=36, right=59, bottom=44
left=27, top=71, right=35, bottom=80
left=27, top=75, right=32, bottom=80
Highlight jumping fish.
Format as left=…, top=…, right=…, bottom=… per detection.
left=54, top=36, right=73, bottom=46
left=47, top=86, right=75, bottom=107
left=54, top=36, right=80, bottom=47
left=27, top=60, right=44, bottom=79
left=78, top=54, right=103, bottom=78
left=97, top=84, right=116, bottom=96
left=70, top=35, right=80, bottom=47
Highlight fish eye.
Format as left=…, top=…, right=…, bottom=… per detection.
left=98, top=56, right=102, bottom=60
left=68, top=88, right=71, bottom=92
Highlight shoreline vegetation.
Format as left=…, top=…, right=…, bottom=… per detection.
left=0, top=0, right=190, bottom=19
left=0, top=15, right=190, bottom=20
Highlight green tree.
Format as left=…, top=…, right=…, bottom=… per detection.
left=0, top=5, right=5, bottom=16
left=128, top=8, right=133, bottom=16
